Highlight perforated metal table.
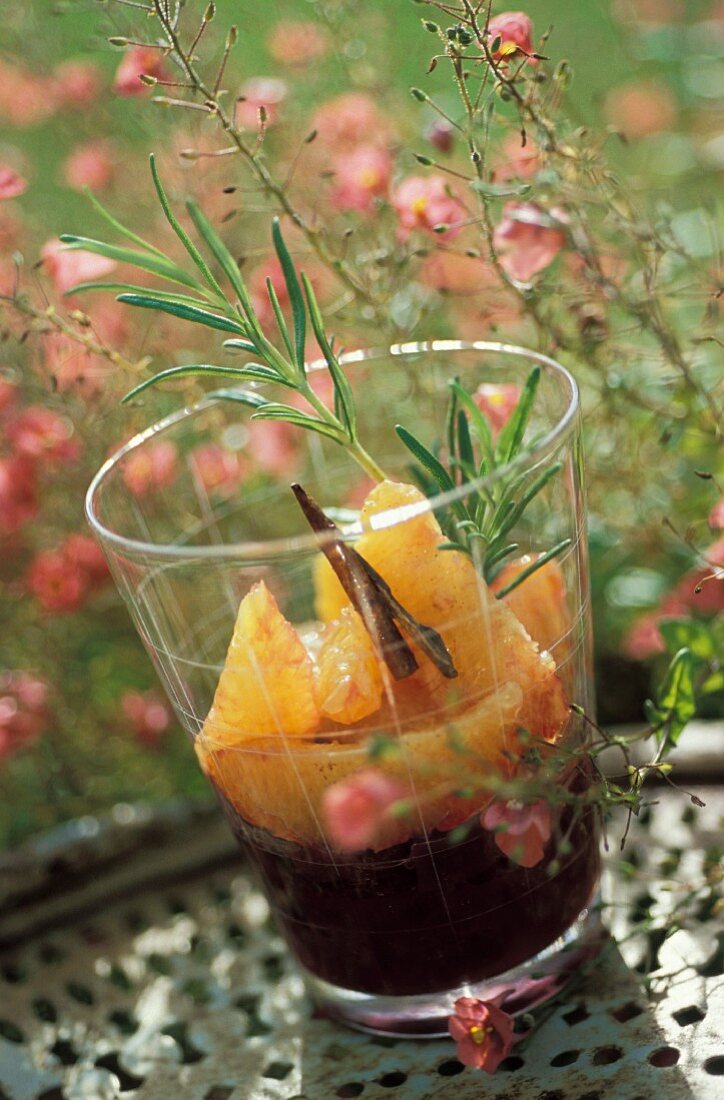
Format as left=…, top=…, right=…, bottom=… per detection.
left=0, top=783, right=722, bottom=1100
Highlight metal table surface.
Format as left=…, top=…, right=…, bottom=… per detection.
left=0, top=782, right=722, bottom=1100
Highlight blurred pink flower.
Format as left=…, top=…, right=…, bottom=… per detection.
left=493, top=202, right=567, bottom=282
left=41, top=238, right=116, bottom=298
left=41, top=332, right=111, bottom=396
left=62, top=141, right=115, bottom=192
left=448, top=996, right=517, bottom=1072
left=267, top=21, right=330, bottom=66
left=494, top=134, right=541, bottom=181
left=474, top=382, right=521, bottom=436
left=392, top=175, right=466, bottom=240
left=604, top=80, right=678, bottom=140
left=485, top=12, right=536, bottom=64
left=53, top=60, right=102, bottom=108
left=62, top=534, right=110, bottom=588
left=0, top=165, right=27, bottom=201
left=623, top=611, right=668, bottom=661
left=27, top=550, right=88, bottom=614
left=0, top=62, right=57, bottom=127
left=114, top=46, right=169, bottom=97
left=0, top=207, right=24, bottom=251
left=121, top=690, right=172, bottom=748
left=235, top=78, right=287, bottom=130
left=122, top=440, right=179, bottom=496
left=0, top=455, right=38, bottom=536
left=6, top=405, right=81, bottom=464
left=426, top=118, right=455, bottom=154
left=190, top=443, right=244, bottom=497
left=0, top=671, right=50, bottom=759
left=675, top=537, right=724, bottom=615
left=246, top=419, right=298, bottom=478
left=331, top=144, right=392, bottom=214
left=710, top=498, right=724, bottom=530
left=482, top=799, right=552, bottom=867
left=0, top=377, right=19, bottom=414
left=312, top=93, right=393, bottom=150
left=322, top=769, right=409, bottom=852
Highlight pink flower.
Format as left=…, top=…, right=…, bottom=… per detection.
left=448, top=996, right=517, bottom=1072
left=493, top=202, right=567, bottom=283
left=6, top=405, right=81, bottom=464
left=331, top=145, right=392, bottom=214
left=26, top=550, right=88, bottom=613
left=674, top=537, right=724, bottom=615
left=426, top=118, right=455, bottom=154
left=53, top=61, right=102, bottom=108
left=494, top=134, right=541, bottom=181
left=121, top=690, right=172, bottom=748
left=710, top=498, right=724, bottom=530
left=0, top=671, right=50, bottom=759
left=246, top=419, right=298, bottom=478
left=322, top=769, right=410, bottom=852
left=190, top=443, right=244, bottom=497
left=122, top=440, right=179, bottom=496
left=114, top=46, right=169, bottom=97
left=41, top=332, right=111, bottom=396
left=41, top=238, right=116, bottom=298
left=235, top=78, right=287, bottom=130
left=474, top=382, right=521, bottom=436
left=0, top=165, right=27, bottom=201
left=0, top=377, right=19, bottom=414
left=267, top=21, right=330, bottom=66
left=392, top=175, right=466, bottom=240
left=62, top=141, right=115, bottom=192
left=312, top=93, right=394, bottom=150
left=623, top=611, right=667, bottom=661
left=0, top=455, right=38, bottom=536
left=62, top=534, right=110, bottom=588
left=485, top=12, right=536, bottom=64
left=604, top=79, right=677, bottom=140
left=0, top=62, right=57, bottom=127
left=482, top=799, right=552, bottom=867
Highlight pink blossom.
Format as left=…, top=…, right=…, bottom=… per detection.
left=121, top=690, right=172, bottom=748
left=0, top=455, right=38, bottom=536
left=235, top=78, right=287, bottom=130
left=331, top=145, right=392, bottom=214
left=41, top=238, right=116, bottom=298
left=41, top=332, right=111, bottom=397
left=322, top=769, right=409, bottom=852
left=674, top=537, right=724, bottom=615
left=62, top=534, right=110, bottom=588
left=0, top=62, right=57, bottom=127
left=426, top=118, right=455, bottom=154
left=53, top=61, right=102, bottom=108
left=392, top=175, right=466, bottom=240
left=0, top=165, right=27, bottom=201
left=494, top=134, right=541, bottom=181
left=474, top=382, right=521, bottom=436
left=448, top=996, right=517, bottom=1072
left=246, top=419, right=298, bottom=478
left=122, top=440, right=179, bottom=496
left=623, top=611, right=667, bottom=661
left=267, top=21, right=330, bottom=66
left=114, top=46, right=169, bottom=97
left=493, top=202, right=567, bottom=283
left=482, top=799, right=552, bottom=867
left=190, top=443, right=244, bottom=497
left=710, top=498, right=724, bottom=530
left=312, top=93, right=394, bottom=150
left=27, top=550, right=88, bottom=613
left=62, top=141, right=115, bottom=192
left=6, top=405, right=81, bottom=464
left=604, top=79, right=677, bottom=140
left=485, top=12, right=536, bottom=64
left=0, top=377, right=19, bottom=415
left=0, top=671, right=50, bottom=759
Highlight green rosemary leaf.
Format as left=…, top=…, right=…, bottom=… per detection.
left=59, top=235, right=202, bottom=292
left=302, top=273, right=356, bottom=439
left=186, top=199, right=247, bottom=301
left=265, top=278, right=296, bottom=363
left=272, top=217, right=306, bottom=372
left=223, top=337, right=260, bottom=354
left=149, top=154, right=225, bottom=300
left=495, top=366, right=541, bottom=465
left=456, top=408, right=475, bottom=475
left=231, top=364, right=295, bottom=386
left=446, top=379, right=459, bottom=471
left=82, top=186, right=169, bottom=259
left=439, top=541, right=471, bottom=554
left=493, top=538, right=572, bottom=598
left=484, top=541, right=519, bottom=574
left=449, top=380, right=495, bottom=470
left=395, top=425, right=456, bottom=494
left=490, top=461, right=563, bottom=542
left=122, top=364, right=260, bottom=404
left=209, top=388, right=267, bottom=408
left=116, top=294, right=246, bottom=334
left=251, top=405, right=346, bottom=442
left=65, top=282, right=216, bottom=309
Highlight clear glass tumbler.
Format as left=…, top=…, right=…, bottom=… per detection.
left=87, top=341, right=601, bottom=1036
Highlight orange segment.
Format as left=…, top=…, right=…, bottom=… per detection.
left=201, top=579, right=319, bottom=745
left=490, top=555, right=572, bottom=661
left=317, top=606, right=384, bottom=724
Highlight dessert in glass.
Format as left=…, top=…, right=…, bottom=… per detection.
left=87, top=342, right=601, bottom=1035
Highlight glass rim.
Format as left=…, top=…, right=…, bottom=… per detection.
left=85, top=339, right=579, bottom=563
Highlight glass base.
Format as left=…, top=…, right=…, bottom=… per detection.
left=302, top=897, right=603, bottom=1037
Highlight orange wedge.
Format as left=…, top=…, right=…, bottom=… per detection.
left=316, top=606, right=384, bottom=724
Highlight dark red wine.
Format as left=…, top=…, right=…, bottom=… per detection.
left=218, top=793, right=600, bottom=996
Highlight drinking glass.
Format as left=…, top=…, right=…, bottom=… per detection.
left=87, top=341, right=601, bottom=1036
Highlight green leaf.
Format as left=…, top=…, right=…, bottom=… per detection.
left=149, top=154, right=225, bottom=300
left=471, top=180, right=533, bottom=198
left=490, top=461, right=563, bottom=542
left=65, top=282, right=217, bottom=310
left=82, top=186, right=169, bottom=259
left=493, top=538, right=572, bottom=599
left=395, top=425, right=457, bottom=495
left=59, top=235, right=203, bottom=292
left=122, top=364, right=261, bottom=404
left=495, top=366, right=541, bottom=465
left=224, top=338, right=260, bottom=354
left=456, top=409, right=475, bottom=475
left=449, top=380, right=495, bottom=471
left=251, top=404, right=345, bottom=442
left=186, top=199, right=247, bottom=301
left=116, top=294, right=246, bottom=334
left=483, top=540, right=519, bottom=573
left=210, top=387, right=267, bottom=409
left=650, top=647, right=697, bottom=751
left=265, top=277, right=296, bottom=364
left=302, top=273, right=356, bottom=439
left=701, top=668, right=724, bottom=695
left=658, top=618, right=715, bottom=662
left=272, top=217, right=306, bottom=372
